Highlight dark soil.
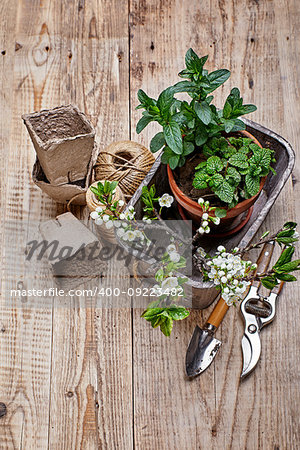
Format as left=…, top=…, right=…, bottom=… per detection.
left=174, top=153, right=221, bottom=206
left=29, top=106, right=92, bottom=142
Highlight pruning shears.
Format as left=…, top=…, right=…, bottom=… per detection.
left=240, top=241, right=285, bottom=379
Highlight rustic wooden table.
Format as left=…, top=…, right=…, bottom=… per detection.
left=0, top=0, right=299, bottom=448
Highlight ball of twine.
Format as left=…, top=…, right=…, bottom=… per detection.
left=94, top=141, right=155, bottom=199
left=86, top=180, right=125, bottom=243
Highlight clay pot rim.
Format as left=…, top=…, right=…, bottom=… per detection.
left=167, top=130, right=266, bottom=219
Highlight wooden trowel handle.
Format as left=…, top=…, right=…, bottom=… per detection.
left=207, top=298, right=229, bottom=329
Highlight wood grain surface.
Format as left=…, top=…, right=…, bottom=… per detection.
left=0, top=0, right=299, bottom=449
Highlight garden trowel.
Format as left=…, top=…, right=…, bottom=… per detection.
left=186, top=297, right=229, bottom=377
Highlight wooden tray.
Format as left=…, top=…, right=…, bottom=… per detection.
left=121, top=119, right=295, bottom=309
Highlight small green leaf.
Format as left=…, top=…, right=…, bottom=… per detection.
left=183, top=141, right=195, bottom=156
left=160, top=315, right=173, bottom=336
left=150, top=132, right=166, bottom=153
left=215, top=208, right=227, bottom=218
left=167, top=306, right=190, bottom=321
left=261, top=276, right=277, bottom=290
left=169, top=155, right=180, bottom=169
left=276, top=273, right=297, bottom=282
left=275, top=260, right=300, bottom=273
left=273, top=246, right=295, bottom=269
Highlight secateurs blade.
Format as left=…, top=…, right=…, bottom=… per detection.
left=240, top=241, right=285, bottom=379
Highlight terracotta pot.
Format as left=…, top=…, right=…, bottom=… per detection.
left=167, top=130, right=266, bottom=227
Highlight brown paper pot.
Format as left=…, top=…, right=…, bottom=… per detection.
left=32, top=143, right=98, bottom=206
left=86, top=181, right=126, bottom=243
left=23, top=105, right=95, bottom=186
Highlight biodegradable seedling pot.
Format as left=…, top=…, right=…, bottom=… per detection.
left=23, top=105, right=95, bottom=185
left=167, top=130, right=265, bottom=230
left=32, top=142, right=99, bottom=205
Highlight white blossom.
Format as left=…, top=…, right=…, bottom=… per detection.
left=198, top=227, right=205, bottom=235
left=217, top=246, right=226, bottom=253
left=96, top=206, right=104, bottom=213
left=105, top=221, right=114, bottom=229
left=202, top=221, right=208, bottom=228
left=142, top=216, right=152, bottom=224
left=117, top=228, right=125, bottom=238
left=95, top=217, right=103, bottom=226
left=159, top=193, right=174, bottom=208
left=202, top=213, right=209, bottom=220
left=161, top=276, right=178, bottom=292
left=90, top=211, right=99, bottom=220
left=166, top=244, right=176, bottom=254
left=198, top=198, right=204, bottom=205
left=119, top=213, right=125, bottom=220
left=118, top=200, right=125, bottom=207
left=169, top=252, right=180, bottom=263
left=103, top=214, right=110, bottom=223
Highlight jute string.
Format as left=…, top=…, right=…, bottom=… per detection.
left=94, top=141, right=155, bottom=198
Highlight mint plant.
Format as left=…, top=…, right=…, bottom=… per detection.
left=193, top=136, right=276, bottom=207
left=136, top=48, right=257, bottom=169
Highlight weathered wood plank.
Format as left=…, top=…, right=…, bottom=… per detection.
left=130, top=0, right=300, bottom=449
left=45, top=0, right=133, bottom=448
left=0, top=0, right=58, bottom=448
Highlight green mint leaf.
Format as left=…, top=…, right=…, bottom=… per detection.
left=223, top=100, right=232, bottom=119
left=137, top=89, right=155, bottom=107
left=136, top=115, right=153, bottom=134
left=245, top=174, right=261, bottom=197
left=226, top=166, right=241, bottom=184
left=214, top=180, right=235, bottom=204
left=194, top=101, right=212, bottom=125
left=150, top=132, right=166, bottom=153
left=206, top=69, right=231, bottom=92
left=169, top=155, right=180, bottom=169
left=228, top=152, right=249, bottom=169
left=206, top=156, right=223, bottom=174
left=163, top=121, right=183, bottom=154
left=224, top=119, right=235, bottom=133
left=193, top=172, right=208, bottom=189
left=195, top=124, right=208, bottom=146
left=185, top=48, right=208, bottom=73
left=157, top=87, right=175, bottom=118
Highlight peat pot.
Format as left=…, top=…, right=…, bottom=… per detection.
left=23, top=105, right=95, bottom=185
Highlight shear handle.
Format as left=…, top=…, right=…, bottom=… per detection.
left=252, top=241, right=275, bottom=288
